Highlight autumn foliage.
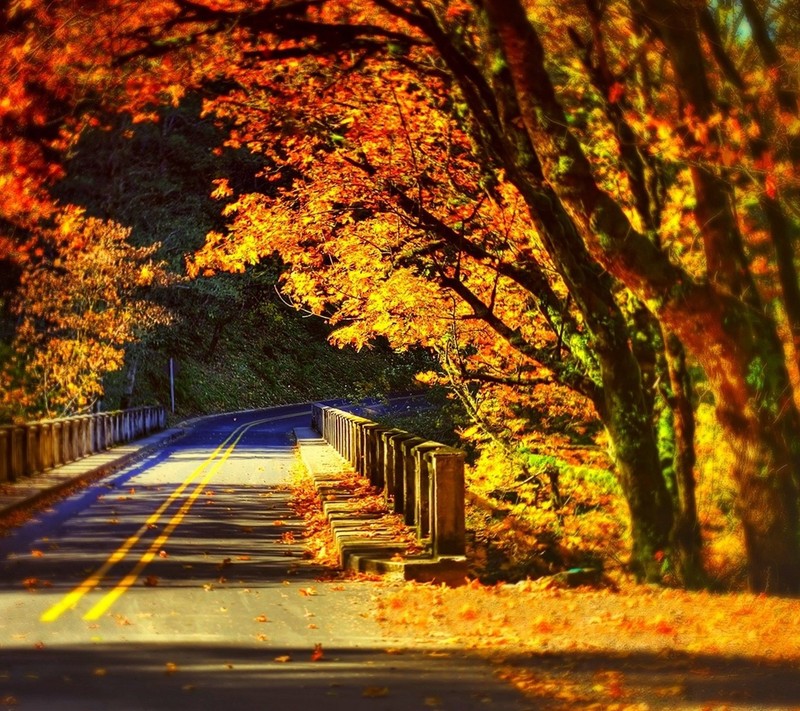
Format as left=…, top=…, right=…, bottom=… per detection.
left=2, top=1, right=800, bottom=592
left=1, top=210, right=168, bottom=421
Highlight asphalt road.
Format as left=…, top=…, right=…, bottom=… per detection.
left=0, top=405, right=531, bottom=711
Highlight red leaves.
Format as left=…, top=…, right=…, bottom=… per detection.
left=607, top=82, right=625, bottom=104
left=765, top=173, right=778, bottom=199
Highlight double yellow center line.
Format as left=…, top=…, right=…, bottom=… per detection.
left=41, top=412, right=301, bottom=623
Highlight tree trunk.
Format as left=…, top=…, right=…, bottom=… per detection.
left=664, top=332, right=704, bottom=587
left=594, top=341, right=674, bottom=582
left=483, top=0, right=800, bottom=593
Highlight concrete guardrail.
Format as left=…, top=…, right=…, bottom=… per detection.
left=311, top=403, right=465, bottom=558
left=0, top=406, right=167, bottom=483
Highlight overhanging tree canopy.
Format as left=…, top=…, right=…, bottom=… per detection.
left=2, top=0, right=799, bottom=592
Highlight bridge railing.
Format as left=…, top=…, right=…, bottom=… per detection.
left=311, top=403, right=465, bottom=557
left=0, top=406, right=167, bottom=483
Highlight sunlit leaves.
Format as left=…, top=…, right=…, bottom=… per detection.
left=1, top=209, right=169, bottom=421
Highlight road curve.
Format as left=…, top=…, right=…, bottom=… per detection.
left=0, top=405, right=531, bottom=710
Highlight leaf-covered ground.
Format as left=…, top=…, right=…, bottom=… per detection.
left=371, top=579, right=800, bottom=710
left=289, top=450, right=800, bottom=710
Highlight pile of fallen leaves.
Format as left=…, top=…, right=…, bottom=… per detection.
left=288, top=459, right=421, bottom=568
left=373, top=578, right=800, bottom=710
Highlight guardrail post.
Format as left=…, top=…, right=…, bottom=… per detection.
left=428, top=449, right=466, bottom=557
left=96, top=414, right=106, bottom=451
left=10, top=426, right=26, bottom=481
left=399, top=436, right=425, bottom=526
left=39, top=421, right=53, bottom=471
left=412, top=442, right=441, bottom=540
left=0, top=427, right=10, bottom=482
left=51, top=421, right=63, bottom=467
left=64, top=419, right=77, bottom=464
left=379, top=429, right=403, bottom=507
left=26, top=424, right=42, bottom=476
left=309, top=402, right=466, bottom=558
left=363, top=423, right=389, bottom=488
left=346, top=415, right=354, bottom=464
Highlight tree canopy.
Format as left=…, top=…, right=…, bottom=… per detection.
left=2, top=0, right=799, bottom=593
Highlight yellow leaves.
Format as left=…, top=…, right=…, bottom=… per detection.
left=137, top=263, right=155, bottom=286
left=210, top=178, right=233, bottom=200
left=3, top=211, right=169, bottom=420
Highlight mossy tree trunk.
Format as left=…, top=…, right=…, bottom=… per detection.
left=484, top=0, right=800, bottom=593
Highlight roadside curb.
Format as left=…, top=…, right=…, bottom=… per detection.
left=294, top=427, right=468, bottom=585
left=0, top=427, right=186, bottom=521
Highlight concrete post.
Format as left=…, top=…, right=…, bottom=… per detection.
left=95, top=415, right=106, bottom=451
left=399, top=436, right=425, bottom=526
left=0, top=427, right=10, bottom=482
left=37, top=422, right=51, bottom=471
left=84, top=417, right=95, bottom=454
left=79, top=416, right=88, bottom=458
left=50, top=421, right=62, bottom=467
left=363, top=424, right=389, bottom=488
left=428, top=449, right=466, bottom=557
left=347, top=417, right=357, bottom=469
left=60, top=420, right=71, bottom=464
left=26, top=424, right=41, bottom=476
left=353, top=416, right=372, bottom=475
left=412, top=442, right=441, bottom=540
left=355, top=420, right=367, bottom=476
left=63, top=419, right=76, bottom=464
left=10, top=426, right=26, bottom=480
left=379, top=429, right=404, bottom=507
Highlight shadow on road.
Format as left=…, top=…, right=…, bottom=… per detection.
left=0, top=641, right=529, bottom=711
left=0, top=480, right=331, bottom=592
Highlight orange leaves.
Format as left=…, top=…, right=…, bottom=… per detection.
left=362, top=687, right=389, bottom=698
left=1, top=209, right=169, bottom=421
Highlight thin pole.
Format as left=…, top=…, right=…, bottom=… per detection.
left=169, top=357, right=175, bottom=413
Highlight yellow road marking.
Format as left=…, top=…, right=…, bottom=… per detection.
left=82, top=425, right=249, bottom=620
left=41, top=412, right=304, bottom=622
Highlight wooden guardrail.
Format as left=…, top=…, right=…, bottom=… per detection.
left=311, top=403, right=466, bottom=558
left=0, top=406, right=167, bottom=483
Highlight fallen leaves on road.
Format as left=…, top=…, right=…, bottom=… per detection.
left=362, top=686, right=389, bottom=698
left=274, top=655, right=291, bottom=663
left=164, top=662, right=178, bottom=675
left=143, top=575, right=159, bottom=587
left=374, top=579, right=800, bottom=710
left=311, top=643, right=324, bottom=661
left=254, top=614, right=269, bottom=623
